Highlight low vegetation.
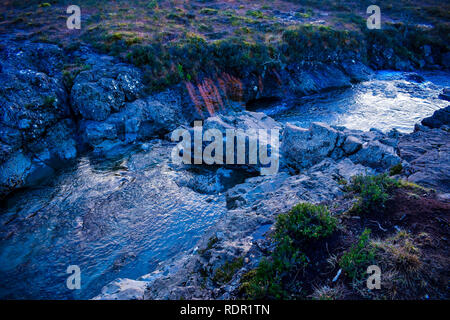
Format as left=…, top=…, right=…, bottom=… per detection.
left=240, top=203, right=337, bottom=299
left=339, top=229, right=376, bottom=280
left=348, top=173, right=399, bottom=214
left=1, top=1, right=448, bottom=93
left=213, top=257, right=244, bottom=284
left=237, top=173, right=449, bottom=300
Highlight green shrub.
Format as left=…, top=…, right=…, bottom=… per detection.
left=213, top=257, right=244, bottom=284
left=240, top=202, right=335, bottom=299
left=275, top=203, right=337, bottom=241
left=198, top=236, right=219, bottom=255
left=339, top=229, right=376, bottom=280
left=282, top=24, right=363, bottom=62
left=246, top=10, right=265, bottom=19
left=125, top=36, right=273, bottom=91
left=239, top=258, right=288, bottom=300
left=240, top=237, right=307, bottom=299
left=349, top=174, right=399, bottom=214
left=389, top=163, right=403, bottom=176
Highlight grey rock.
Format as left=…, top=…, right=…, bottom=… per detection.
left=287, top=63, right=351, bottom=96
left=71, top=78, right=125, bottom=121
left=421, top=105, right=450, bottom=128
left=342, top=135, right=362, bottom=155
left=82, top=121, right=118, bottom=146
left=398, top=127, right=450, bottom=192
left=71, top=61, right=143, bottom=121
left=79, top=88, right=188, bottom=156
left=350, top=141, right=401, bottom=170
left=341, top=60, right=374, bottom=82
left=282, top=122, right=401, bottom=172
left=282, top=122, right=340, bottom=170
left=0, top=151, right=32, bottom=196
left=94, top=278, right=147, bottom=300
left=0, top=40, right=77, bottom=197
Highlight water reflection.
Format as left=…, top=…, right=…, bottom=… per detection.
left=261, top=71, right=449, bottom=133
left=0, top=142, right=227, bottom=299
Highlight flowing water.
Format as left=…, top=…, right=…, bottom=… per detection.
left=0, top=141, right=232, bottom=299
left=0, top=70, right=448, bottom=299
left=258, top=71, right=449, bottom=133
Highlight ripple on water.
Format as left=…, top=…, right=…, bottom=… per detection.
left=0, top=142, right=227, bottom=299
left=0, top=71, right=448, bottom=299
left=265, top=71, right=449, bottom=133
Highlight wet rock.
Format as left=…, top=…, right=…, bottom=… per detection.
left=405, top=73, right=425, bottom=83
left=342, top=135, right=363, bottom=155
left=399, top=127, right=450, bottom=192
left=282, top=122, right=401, bottom=172
left=282, top=122, right=340, bottom=170
left=30, top=120, right=77, bottom=165
left=421, top=105, right=450, bottom=128
left=82, top=121, right=118, bottom=146
left=0, top=40, right=76, bottom=198
left=94, top=278, right=147, bottom=300
left=0, top=152, right=32, bottom=196
left=71, top=60, right=143, bottom=121
left=341, top=60, right=374, bottom=82
left=286, top=63, right=351, bottom=96
left=439, top=88, right=450, bottom=101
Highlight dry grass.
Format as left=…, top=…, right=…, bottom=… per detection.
left=310, top=283, right=348, bottom=300
left=365, top=230, right=430, bottom=299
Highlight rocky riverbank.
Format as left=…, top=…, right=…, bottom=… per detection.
left=0, top=36, right=449, bottom=299
left=0, top=37, right=374, bottom=199
left=1, top=34, right=449, bottom=199
left=94, top=104, right=449, bottom=300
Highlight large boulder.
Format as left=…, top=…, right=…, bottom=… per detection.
left=79, top=88, right=187, bottom=158
left=340, top=60, right=374, bottom=82
left=198, top=111, right=282, bottom=174
left=0, top=39, right=77, bottom=198
left=349, top=140, right=401, bottom=170
left=0, top=151, right=32, bottom=196
left=281, top=122, right=340, bottom=169
left=399, top=127, right=450, bottom=193
left=71, top=59, right=143, bottom=121
left=286, top=63, right=352, bottom=96
left=421, top=105, right=450, bottom=129
left=281, top=122, right=401, bottom=172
